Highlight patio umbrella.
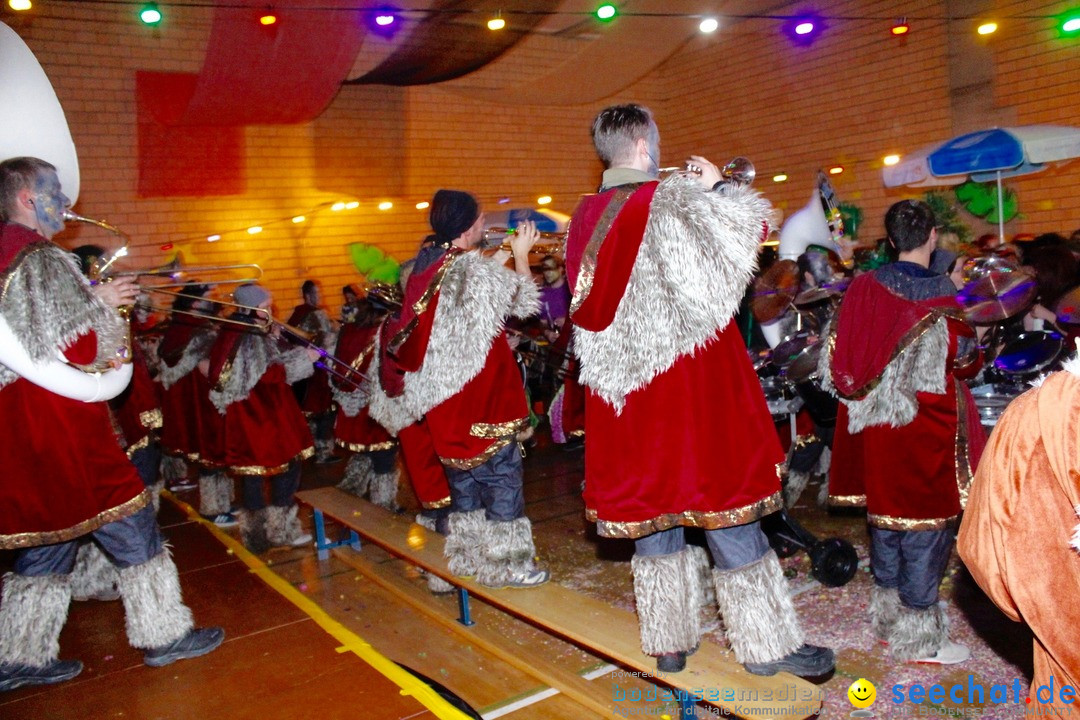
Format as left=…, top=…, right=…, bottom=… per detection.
left=882, top=125, right=1080, bottom=242
left=483, top=207, right=570, bottom=234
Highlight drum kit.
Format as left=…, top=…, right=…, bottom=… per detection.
left=750, top=252, right=1075, bottom=431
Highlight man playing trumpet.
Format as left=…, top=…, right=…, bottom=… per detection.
left=564, top=105, right=834, bottom=676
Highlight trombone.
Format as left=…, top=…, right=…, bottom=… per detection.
left=482, top=226, right=566, bottom=259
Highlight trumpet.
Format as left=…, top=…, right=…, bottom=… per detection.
left=659, top=156, right=756, bottom=187
left=482, top=226, right=566, bottom=258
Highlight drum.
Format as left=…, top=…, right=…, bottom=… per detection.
left=993, top=330, right=1063, bottom=375
left=783, top=342, right=838, bottom=428
left=968, top=383, right=1021, bottom=428
left=759, top=375, right=801, bottom=418
left=770, top=331, right=816, bottom=369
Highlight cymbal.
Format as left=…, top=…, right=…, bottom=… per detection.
left=751, top=259, right=799, bottom=323
left=1053, top=286, right=1080, bottom=324
left=958, top=270, right=1037, bottom=323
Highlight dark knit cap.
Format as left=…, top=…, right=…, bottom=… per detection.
left=429, top=189, right=479, bottom=246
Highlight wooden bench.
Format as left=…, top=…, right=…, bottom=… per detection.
left=297, top=487, right=824, bottom=719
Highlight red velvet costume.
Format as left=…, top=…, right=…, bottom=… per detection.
left=287, top=302, right=334, bottom=416
left=206, top=323, right=314, bottom=474
left=380, top=248, right=530, bottom=469
left=566, top=181, right=783, bottom=539
left=398, top=419, right=452, bottom=509
left=157, top=316, right=221, bottom=466
left=109, top=345, right=161, bottom=456
left=0, top=222, right=147, bottom=550
left=825, top=271, right=986, bottom=528
left=333, top=322, right=395, bottom=453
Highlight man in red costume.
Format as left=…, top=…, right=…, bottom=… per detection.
left=821, top=199, right=985, bottom=664
left=369, top=190, right=548, bottom=589
left=288, top=279, right=341, bottom=465
left=207, top=283, right=319, bottom=551
left=0, top=157, right=223, bottom=691
left=156, top=286, right=234, bottom=526
left=565, top=104, right=832, bottom=676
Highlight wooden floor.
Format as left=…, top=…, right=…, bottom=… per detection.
left=0, top=427, right=1031, bottom=719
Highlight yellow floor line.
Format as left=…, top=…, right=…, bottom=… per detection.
left=165, top=493, right=474, bottom=720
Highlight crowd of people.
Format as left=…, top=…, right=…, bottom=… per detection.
left=1, top=102, right=1077, bottom=706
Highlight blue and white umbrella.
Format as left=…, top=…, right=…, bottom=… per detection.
left=883, top=125, right=1080, bottom=241
left=483, top=207, right=569, bottom=234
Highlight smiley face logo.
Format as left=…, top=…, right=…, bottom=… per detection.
left=848, top=678, right=876, bottom=709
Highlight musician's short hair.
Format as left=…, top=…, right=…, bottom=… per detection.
left=0, top=156, right=56, bottom=221
left=301, top=279, right=318, bottom=298
left=885, top=200, right=936, bottom=253
left=591, top=104, right=659, bottom=168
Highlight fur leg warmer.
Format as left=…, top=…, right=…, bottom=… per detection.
left=475, top=517, right=539, bottom=588
left=444, top=510, right=486, bottom=578
left=198, top=472, right=233, bottom=517
left=368, top=469, right=400, bottom=511
left=265, top=505, right=308, bottom=547
left=338, top=454, right=373, bottom=497
left=0, top=573, right=71, bottom=667
left=783, top=470, right=811, bottom=509
left=712, top=551, right=804, bottom=664
left=149, top=480, right=165, bottom=514
left=160, top=455, right=188, bottom=484
left=413, top=515, right=455, bottom=593
left=117, top=549, right=194, bottom=650
left=631, top=549, right=703, bottom=657
left=238, top=508, right=270, bottom=554
left=70, top=543, right=120, bottom=602
left=888, top=603, right=949, bottom=661
left=870, top=585, right=901, bottom=641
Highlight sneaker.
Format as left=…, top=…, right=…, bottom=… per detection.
left=168, top=479, right=198, bottom=492
left=913, top=641, right=970, bottom=665
left=743, top=643, right=835, bottom=678
left=287, top=532, right=313, bottom=547
left=143, top=627, right=225, bottom=668
left=0, top=659, right=83, bottom=692
left=503, top=568, right=550, bottom=589
left=206, top=512, right=238, bottom=528
left=656, top=652, right=686, bottom=673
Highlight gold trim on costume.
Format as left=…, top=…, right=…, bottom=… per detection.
left=440, top=436, right=518, bottom=471
left=567, top=429, right=585, bottom=438
left=140, top=408, right=163, bottom=429
left=421, top=496, right=452, bottom=510
left=868, top=513, right=957, bottom=532
left=335, top=439, right=397, bottom=453
left=834, top=311, right=943, bottom=401
left=214, top=357, right=234, bottom=393
left=469, top=417, right=530, bottom=439
left=829, top=494, right=867, bottom=507
left=586, top=493, right=783, bottom=539
left=228, top=446, right=315, bottom=476
left=125, top=434, right=152, bottom=457
left=793, top=433, right=820, bottom=449
left=0, top=488, right=152, bottom=550
left=388, top=253, right=458, bottom=355
left=953, top=378, right=973, bottom=509
left=569, top=184, right=643, bottom=316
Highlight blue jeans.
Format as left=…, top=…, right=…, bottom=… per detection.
left=634, top=521, right=771, bottom=571
left=14, top=504, right=164, bottom=575
left=444, top=441, right=524, bottom=522
left=241, top=461, right=301, bottom=510
left=870, top=527, right=954, bottom=609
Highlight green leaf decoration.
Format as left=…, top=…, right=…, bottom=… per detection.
left=922, top=189, right=973, bottom=244
left=838, top=202, right=863, bottom=241
left=952, top=181, right=1018, bottom=224
left=349, top=243, right=385, bottom=273
left=368, top=258, right=400, bottom=284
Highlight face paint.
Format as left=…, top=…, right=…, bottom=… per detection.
left=32, top=171, right=70, bottom=238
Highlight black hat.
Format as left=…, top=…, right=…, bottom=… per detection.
left=429, top=189, right=479, bottom=246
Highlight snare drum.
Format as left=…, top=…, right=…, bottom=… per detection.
left=993, top=330, right=1063, bottom=375
left=968, top=384, right=1021, bottom=428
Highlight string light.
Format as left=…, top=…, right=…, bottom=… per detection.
left=139, top=2, right=162, bottom=25
left=416, top=201, right=430, bottom=210
left=488, top=11, right=505, bottom=31
left=883, top=154, right=900, bottom=166
left=596, top=3, right=616, bottom=21
left=378, top=201, right=393, bottom=210
left=291, top=215, right=306, bottom=223
left=345, top=201, right=360, bottom=209
left=537, top=196, right=552, bottom=205
left=699, top=17, right=719, bottom=34
left=207, top=234, right=221, bottom=242
left=977, top=22, right=998, bottom=35
left=890, top=18, right=910, bottom=36
left=247, top=226, right=263, bottom=234
left=331, top=202, right=347, bottom=211
left=828, top=165, right=844, bottom=175
left=259, top=13, right=277, bottom=26
left=8, top=0, right=32, bottom=11
left=1062, top=12, right=1080, bottom=34
left=772, top=172, right=788, bottom=183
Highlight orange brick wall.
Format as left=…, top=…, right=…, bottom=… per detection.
left=4, top=0, right=1079, bottom=319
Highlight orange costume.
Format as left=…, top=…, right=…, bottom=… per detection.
left=958, top=365, right=1080, bottom=711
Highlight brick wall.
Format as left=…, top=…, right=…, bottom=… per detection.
left=4, top=0, right=1079, bottom=319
